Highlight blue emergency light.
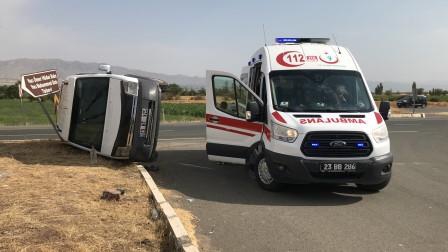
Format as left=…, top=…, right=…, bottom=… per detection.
left=311, top=142, right=320, bottom=148
left=275, top=37, right=330, bottom=44
left=276, top=38, right=300, bottom=43
left=356, top=142, right=366, bottom=148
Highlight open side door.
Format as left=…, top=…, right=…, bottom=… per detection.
left=205, top=70, right=263, bottom=164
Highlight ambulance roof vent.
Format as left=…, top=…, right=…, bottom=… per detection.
left=275, top=37, right=330, bottom=44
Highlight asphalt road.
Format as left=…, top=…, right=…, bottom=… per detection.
left=152, top=119, right=448, bottom=252
left=2, top=120, right=448, bottom=251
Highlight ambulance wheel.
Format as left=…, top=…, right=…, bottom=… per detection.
left=356, top=178, right=390, bottom=192
left=253, top=150, right=283, bottom=191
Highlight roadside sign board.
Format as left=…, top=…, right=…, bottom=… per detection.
left=21, top=70, right=59, bottom=97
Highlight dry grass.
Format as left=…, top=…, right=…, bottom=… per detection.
left=0, top=141, right=167, bottom=251
left=428, top=101, right=448, bottom=107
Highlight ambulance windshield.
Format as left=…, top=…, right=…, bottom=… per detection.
left=270, top=70, right=373, bottom=113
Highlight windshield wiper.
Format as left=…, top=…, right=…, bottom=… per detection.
left=273, top=105, right=291, bottom=112
left=303, top=109, right=362, bottom=113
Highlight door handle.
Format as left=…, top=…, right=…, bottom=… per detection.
left=209, top=115, right=220, bottom=124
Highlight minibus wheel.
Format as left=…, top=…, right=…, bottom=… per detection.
left=252, top=149, right=283, bottom=191
left=356, top=178, right=390, bottom=192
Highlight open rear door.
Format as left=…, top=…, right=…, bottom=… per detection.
left=205, top=70, right=263, bottom=164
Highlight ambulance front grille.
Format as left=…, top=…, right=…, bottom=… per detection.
left=301, top=131, right=373, bottom=157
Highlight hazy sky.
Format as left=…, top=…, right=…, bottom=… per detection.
left=1, top=0, right=447, bottom=83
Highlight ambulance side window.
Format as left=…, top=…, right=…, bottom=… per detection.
left=212, top=75, right=255, bottom=119
left=260, top=74, right=267, bottom=122
left=249, top=63, right=262, bottom=95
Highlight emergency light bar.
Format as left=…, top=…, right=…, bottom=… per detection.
left=275, top=38, right=330, bottom=44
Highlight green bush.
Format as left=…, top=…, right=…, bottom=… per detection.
left=161, top=103, right=205, bottom=118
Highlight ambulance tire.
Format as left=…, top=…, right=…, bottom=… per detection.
left=356, top=177, right=390, bottom=192
left=252, top=147, right=283, bottom=191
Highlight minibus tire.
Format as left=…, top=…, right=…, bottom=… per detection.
left=252, top=149, right=283, bottom=191
left=356, top=178, right=390, bottom=192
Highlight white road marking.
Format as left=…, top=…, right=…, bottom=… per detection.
left=390, top=124, right=419, bottom=126
left=179, top=162, right=214, bottom=170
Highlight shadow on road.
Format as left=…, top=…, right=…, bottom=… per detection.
left=152, top=149, right=367, bottom=207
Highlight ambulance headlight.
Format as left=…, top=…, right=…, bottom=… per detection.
left=372, top=125, right=389, bottom=143
left=123, top=81, right=139, bottom=96
left=272, top=122, right=298, bottom=143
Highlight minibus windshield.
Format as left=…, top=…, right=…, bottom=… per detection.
left=270, top=70, right=373, bottom=113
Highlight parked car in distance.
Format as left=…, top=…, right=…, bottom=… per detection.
left=396, top=95, right=427, bottom=108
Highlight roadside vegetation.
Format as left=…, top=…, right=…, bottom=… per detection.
left=0, top=99, right=206, bottom=125
left=372, top=82, right=448, bottom=102
left=1, top=81, right=447, bottom=125
left=0, top=99, right=56, bottom=125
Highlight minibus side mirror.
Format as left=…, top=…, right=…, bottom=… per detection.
left=246, top=101, right=262, bottom=122
left=379, top=101, right=390, bottom=120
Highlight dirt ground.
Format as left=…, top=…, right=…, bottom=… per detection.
left=0, top=141, right=168, bottom=251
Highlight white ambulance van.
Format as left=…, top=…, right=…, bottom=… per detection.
left=57, top=65, right=165, bottom=162
left=206, top=38, right=392, bottom=191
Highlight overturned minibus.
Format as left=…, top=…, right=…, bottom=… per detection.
left=57, top=65, right=165, bottom=162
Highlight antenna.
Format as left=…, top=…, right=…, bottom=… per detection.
left=262, top=24, right=267, bottom=46
left=332, top=34, right=341, bottom=54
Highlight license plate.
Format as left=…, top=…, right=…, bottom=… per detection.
left=320, top=163, right=357, bottom=173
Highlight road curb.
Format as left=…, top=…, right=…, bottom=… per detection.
left=136, top=165, right=199, bottom=252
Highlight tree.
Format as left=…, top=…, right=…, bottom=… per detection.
left=384, top=89, right=393, bottom=96
left=197, top=87, right=206, bottom=95
left=165, top=83, right=183, bottom=95
left=374, top=83, right=384, bottom=95
left=5, top=83, right=19, bottom=99
left=416, top=88, right=424, bottom=95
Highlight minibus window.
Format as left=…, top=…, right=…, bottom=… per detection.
left=269, top=70, right=373, bottom=113
left=69, top=77, right=109, bottom=149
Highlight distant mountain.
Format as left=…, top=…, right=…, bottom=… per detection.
left=0, top=58, right=205, bottom=88
left=0, top=58, right=446, bottom=91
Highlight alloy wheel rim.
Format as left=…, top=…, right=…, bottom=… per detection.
left=258, top=158, right=274, bottom=184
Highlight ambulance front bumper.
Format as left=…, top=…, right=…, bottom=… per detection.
left=264, top=150, right=393, bottom=184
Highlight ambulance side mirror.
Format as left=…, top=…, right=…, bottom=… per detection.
left=379, top=101, right=390, bottom=120
left=246, top=101, right=262, bottom=122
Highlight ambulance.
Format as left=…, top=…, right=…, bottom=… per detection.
left=57, top=65, right=165, bottom=162
left=205, top=38, right=392, bottom=191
